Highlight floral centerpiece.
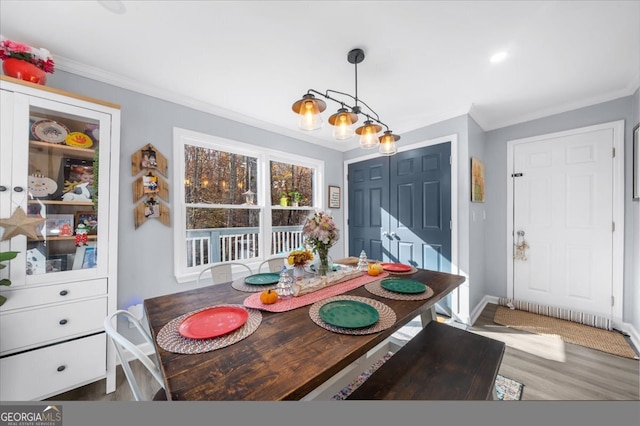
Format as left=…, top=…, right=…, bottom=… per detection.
left=288, top=248, right=313, bottom=267
left=0, top=38, right=55, bottom=84
left=288, top=248, right=313, bottom=278
left=302, top=209, right=339, bottom=276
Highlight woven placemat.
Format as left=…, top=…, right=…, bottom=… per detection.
left=156, top=304, right=262, bottom=354
left=231, top=277, right=277, bottom=292
left=364, top=279, right=434, bottom=301
left=309, top=295, right=396, bottom=335
left=382, top=265, right=418, bottom=276
left=244, top=272, right=388, bottom=312
left=494, top=306, right=638, bottom=359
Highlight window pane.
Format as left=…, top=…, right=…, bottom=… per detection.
left=184, top=145, right=258, bottom=205
left=186, top=208, right=260, bottom=266
left=270, top=209, right=309, bottom=255
left=270, top=160, right=314, bottom=206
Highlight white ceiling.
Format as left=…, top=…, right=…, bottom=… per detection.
left=1, top=1, right=639, bottom=152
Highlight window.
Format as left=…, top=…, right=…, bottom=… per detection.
left=173, top=128, right=324, bottom=283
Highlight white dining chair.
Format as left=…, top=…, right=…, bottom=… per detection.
left=103, top=310, right=167, bottom=401
left=196, top=262, right=253, bottom=286
left=258, top=256, right=288, bottom=273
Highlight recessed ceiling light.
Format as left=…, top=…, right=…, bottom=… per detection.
left=490, top=51, right=508, bottom=63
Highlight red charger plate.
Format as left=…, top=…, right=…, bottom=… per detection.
left=380, top=263, right=412, bottom=272
left=178, top=306, right=249, bottom=339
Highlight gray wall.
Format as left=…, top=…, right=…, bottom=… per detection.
left=483, top=94, right=638, bottom=325
left=42, top=70, right=638, bottom=335
left=467, top=116, right=487, bottom=313
left=45, top=71, right=346, bottom=339
left=632, top=89, right=640, bottom=331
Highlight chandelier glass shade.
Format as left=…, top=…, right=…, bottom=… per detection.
left=291, top=48, right=399, bottom=155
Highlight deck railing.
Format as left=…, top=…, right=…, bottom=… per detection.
left=186, top=226, right=304, bottom=268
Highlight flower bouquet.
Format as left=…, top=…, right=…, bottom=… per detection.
left=288, top=248, right=313, bottom=279
left=0, top=37, right=55, bottom=84
left=302, top=210, right=339, bottom=276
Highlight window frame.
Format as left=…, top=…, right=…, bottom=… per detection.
left=173, top=127, right=324, bottom=283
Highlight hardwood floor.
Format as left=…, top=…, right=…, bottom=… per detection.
left=469, top=303, right=639, bottom=400
left=47, top=302, right=639, bottom=401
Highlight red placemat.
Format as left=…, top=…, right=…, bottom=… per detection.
left=243, top=272, right=389, bottom=312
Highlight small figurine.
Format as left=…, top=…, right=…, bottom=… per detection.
left=75, top=222, right=89, bottom=247
left=59, top=222, right=73, bottom=236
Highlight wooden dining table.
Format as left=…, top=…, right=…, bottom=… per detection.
left=143, top=267, right=466, bottom=401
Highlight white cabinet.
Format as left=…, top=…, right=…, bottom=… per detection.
left=0, top=76, right=120, bottom=400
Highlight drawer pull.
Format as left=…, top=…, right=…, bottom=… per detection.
left=59, top=319, right=68, bottom=325
left=13, top=186, right=24, bottom=192
left=59, top=290, right=69, bottom=296
left=0, top=185, right=6, bottom=192
left=57, top=365, right=66, bottom=372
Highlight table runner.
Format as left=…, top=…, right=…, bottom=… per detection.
left=156, top=304, right=262, bottom=354
left=309, top=295, right=396, bottom=335
left=364, top=279, right=434, bottom=301
left=243, top=272, right=389, bottom=312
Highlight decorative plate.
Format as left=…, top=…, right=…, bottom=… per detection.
left=32, top=119, right=69, bottom=143
left=380, top=263, right=412, bottom=272
left=244, top=273, right=281, bottom=285
left=319, top=299, right=380, bottom=329
left=178, top=306, right=249, bottom=339
left=65, top=132, right=94, bottom=148
left=380, top=278, right=426, bottom=294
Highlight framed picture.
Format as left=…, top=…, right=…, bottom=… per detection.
left=75, top=211, right=98, bottom=235
left=57, top=157, right=95, bottom=202
left=143, top=174, right=159, bottom=194
left=633, top=123, right=639, bottom=201
left=471, top=157, right=485, bottom=203
left=47, top=254, right=69, bottom=272
left=73, top=243, right=97, bottom=270
left=44, top=214, right=74, bottom=237
left=328, top=185, right=341, bottom=209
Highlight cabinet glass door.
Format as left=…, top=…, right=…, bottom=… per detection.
left=5, top=94, right=111, bottom=285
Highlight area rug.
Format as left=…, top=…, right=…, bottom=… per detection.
left=494, top=305, right=638, bottom=359
left=332, top=352, right=524, bottom=400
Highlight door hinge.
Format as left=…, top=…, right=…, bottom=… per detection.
left=511, top=173, right=523, bottom=177
left=450, top=220, right=452, bottom=230
left=611, top=296, right=614, bottom=307
left=612, top=147, right=615, bottom=158
left=449, top=156, right=452, bottom=165
left=612, top=222, right=615, bottom=232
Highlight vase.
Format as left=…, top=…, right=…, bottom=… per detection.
left=2, top=58, right=47, bottom=85
left=316, top=247, right=330, bottom=276
left=293, top=265, right=306, bottom=279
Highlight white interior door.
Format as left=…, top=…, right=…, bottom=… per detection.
left=511, top=126, right=615, bottom=318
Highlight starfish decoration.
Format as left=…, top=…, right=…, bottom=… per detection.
left=0, top=206, right=46, bottom=241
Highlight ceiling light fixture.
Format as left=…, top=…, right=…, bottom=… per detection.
left=291, top=48, right=400, bottom=155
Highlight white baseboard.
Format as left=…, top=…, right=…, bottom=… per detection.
left=619, top=322, right=640, bottom=358
left=469, top=295, right=500, bottom=325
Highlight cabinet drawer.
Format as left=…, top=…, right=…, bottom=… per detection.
left=0, top=333, right=106, bottom=401
left=0, top=297, right=107, bottom=355
left=0, top=279, right=107, bottom=312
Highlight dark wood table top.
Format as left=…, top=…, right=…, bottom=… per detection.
left=144, top=268, right=466, bottom=401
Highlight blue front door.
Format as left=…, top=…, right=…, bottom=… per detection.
left=348, top=142, right=452, bottom=273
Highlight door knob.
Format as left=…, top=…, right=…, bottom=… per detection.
left=382, top=231, right=389, bottom=237
left=517, top=230, right=525, bottom=237
left=389, top=232, right=397, bottom=239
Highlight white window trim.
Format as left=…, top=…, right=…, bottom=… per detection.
left=173, top=127, right=324, bottom=283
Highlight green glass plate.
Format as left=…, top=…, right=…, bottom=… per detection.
left=244, top=273, right=281, bottom=285
left=319, top=300, right=379, bottom=329
left=381, top=278, right=426, bottom=294
left=310, top=264, right=340, bottom=272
